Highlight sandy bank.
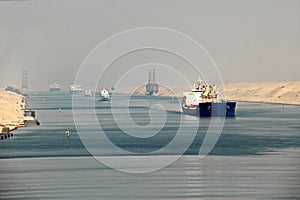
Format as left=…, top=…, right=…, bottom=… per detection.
left=224, top=82, right=300, bottom=105
left=0, top=88, right=26, bottom=132
left=121, top=81, right=300, bottom=105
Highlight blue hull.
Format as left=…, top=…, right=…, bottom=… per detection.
left=49, top=88, right=60, bottom=92
left=182, top=102, right=236, bottom=117
left=99, top=97, right=110, bottom=101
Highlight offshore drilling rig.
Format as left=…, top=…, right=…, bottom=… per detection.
left=146, top=69, right=158, bottom=96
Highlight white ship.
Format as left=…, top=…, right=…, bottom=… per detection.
left=69, top=84, right=83, bottom=94
left=85, top=87, right=92, bottom=96
left=49, top=83, right=60, bottom=92
left=100, top=88, right=110, bottom=101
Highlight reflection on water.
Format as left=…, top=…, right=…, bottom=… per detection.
left=0, top=92, right=299, bottom=199
left=0, top=153, right=299, bottom=199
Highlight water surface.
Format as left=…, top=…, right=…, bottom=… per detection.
left=0, top=92, right=299, bottom=199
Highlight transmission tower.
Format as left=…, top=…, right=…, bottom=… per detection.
left=21, top=70, right=29, bottom=95
left=146, top=69, right=158, bottom=95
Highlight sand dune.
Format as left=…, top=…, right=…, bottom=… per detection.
left=126, top=82, right=300, bottom=105
left=0, top=89, right=25, bottom=132
left=224, top=82, right=300, bottom=105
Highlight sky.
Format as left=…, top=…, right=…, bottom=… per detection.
left=0, top=0, right=299, bottom=91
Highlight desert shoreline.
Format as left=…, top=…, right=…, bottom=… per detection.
left=1, top=81, right=299, bottom=133
left=224, top=82, right=300, bottom=106
left=0, top=88, right=26, bottom=132
left=130, top=81, right=300, bottom=106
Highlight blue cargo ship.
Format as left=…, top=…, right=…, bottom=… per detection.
left=181, top=79, right=236, bottom=117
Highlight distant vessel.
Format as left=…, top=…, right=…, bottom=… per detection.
left=69, top=84, right=83, bottom=94
left=23, top=109, right=40, bottom=126
left=182, top=79, right=236, bottom=117
left=5, top=86, right=21, bottom=94
left=85, top=87, right=92, bottom=96
left=49, top=83, right=60, bottom=92
left=100, top=88, right=110, bottom=101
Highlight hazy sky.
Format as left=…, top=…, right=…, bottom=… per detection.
left=0, top=0, right=299, bottom=91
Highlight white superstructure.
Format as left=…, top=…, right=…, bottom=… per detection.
left=85, top=88, right=92, bottom=96
left=100, top=89, right=110, bottom=101
left=69, top=84, right=83, bottom=94
left=182, top=79, right=220, bottom=106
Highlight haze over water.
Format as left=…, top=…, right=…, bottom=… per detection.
left=0, top=92, right=299, bottom=199
left=1, top=1, right=299, bottom=199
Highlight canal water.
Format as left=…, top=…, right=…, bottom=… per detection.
left=0, top=92, right=299, bottom=199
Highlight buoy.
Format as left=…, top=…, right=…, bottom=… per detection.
left=65, top=129, right=71, bottom=138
